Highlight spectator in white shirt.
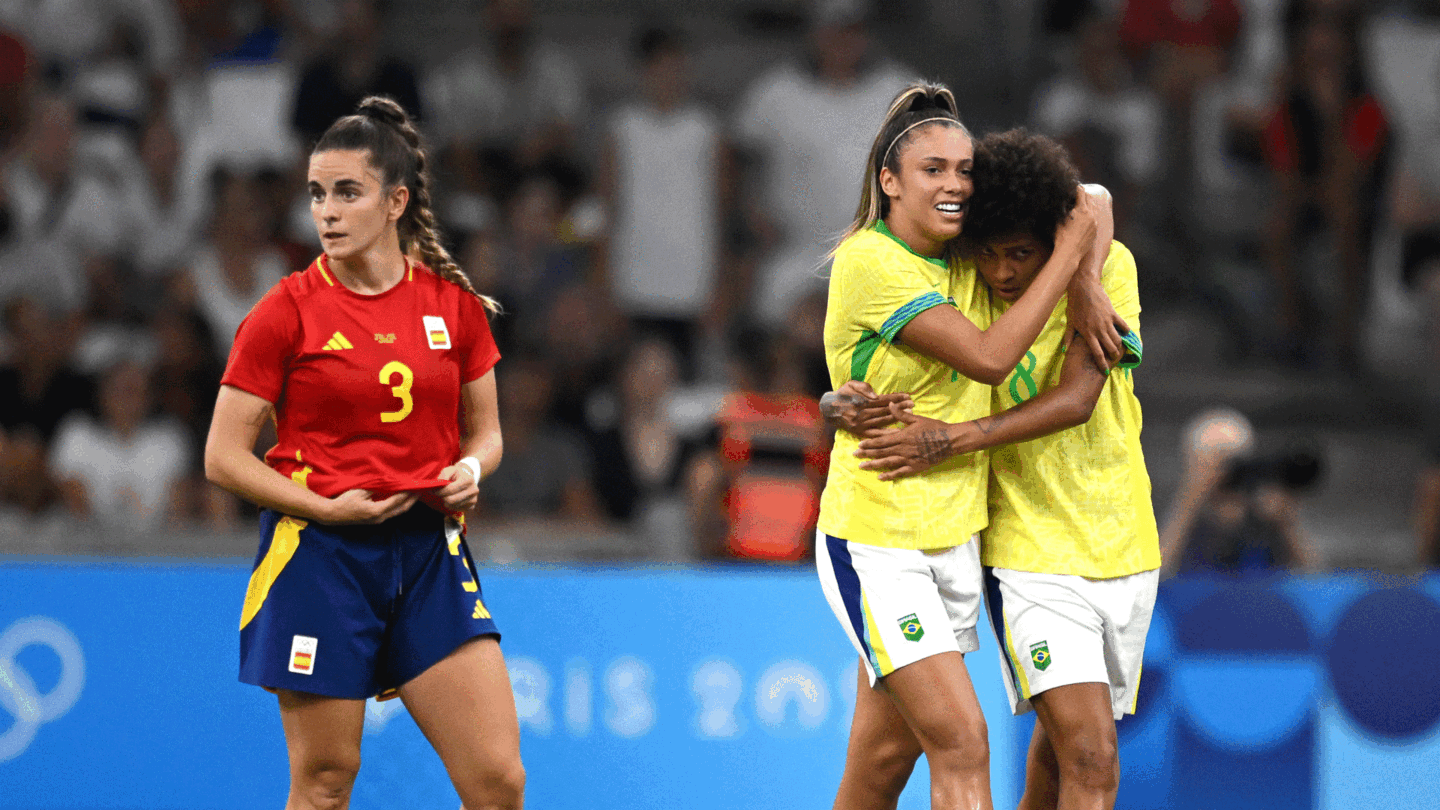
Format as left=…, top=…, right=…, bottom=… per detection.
left=1032, top=15, right=1161, bottom=238
left=184, top=167, right=288, bottom=357
left=731, top=0, right=913, bottom=326
left=50, top=358, right=189, bottom=529
left=598, top=26, right=726, bottom=377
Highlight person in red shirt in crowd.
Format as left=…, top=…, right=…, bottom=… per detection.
left=0, top=27, right=30, bottom=149
left=707, top=327, right=828, bottom=562
left=1263, top=3, right=1389, bottom=370
left=1119, top=0, right=1242, bottom=116
left=204, top=96, right=523, bottom=809
left=1119, top=0, right=1243, bottom=64
left=1118, top=0, right=1244, bottom=294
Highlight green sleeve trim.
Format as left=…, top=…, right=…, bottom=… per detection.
left=851, top=331, right=883, bottom=381
left=1116, top=330, right=1143, bottom=369
left=880, top=291, right=947, bottom=343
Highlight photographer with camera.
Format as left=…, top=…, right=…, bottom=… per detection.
left=1159, top=408, right=1323, bottom=576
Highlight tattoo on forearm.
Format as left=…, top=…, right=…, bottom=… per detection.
left=975, top=411, right=1011, bottom=436
left=915, top=430, right=952, bottom=464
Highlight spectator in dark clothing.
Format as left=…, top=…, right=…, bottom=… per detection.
left=0, top=297, right=94, bottom=513
left=0, top=27, right=32, bottom=150
left=477, top=353, right=605, bottom=522
left=1119, top=0, right=1244, bottom=297
left=1160, top=408, right=1320, bottom=576
left=289, top=0, right=423, bottom=146
left=467, top=173, right=587, bottom=350
left=585, top=337, right=696, bottom=525
left=0, top=297, right=95, bottom=443
left=1263, top=2, right=1390, bottom=370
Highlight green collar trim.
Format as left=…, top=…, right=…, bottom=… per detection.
left=875, top=219, right=948, bottom=268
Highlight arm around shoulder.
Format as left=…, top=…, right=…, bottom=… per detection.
left=898, top=196, right=1098, bottom=384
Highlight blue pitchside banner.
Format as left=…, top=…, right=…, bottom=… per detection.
left=1, top=560, right=1436, bottom=809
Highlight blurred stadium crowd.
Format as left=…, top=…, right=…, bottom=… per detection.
left=0, top=0, right=1437, bottom=568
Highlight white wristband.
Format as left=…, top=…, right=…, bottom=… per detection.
left=457, top=456, right=481, bottom=483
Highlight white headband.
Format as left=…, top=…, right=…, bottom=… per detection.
left=881, top=116, right=959, bottom=169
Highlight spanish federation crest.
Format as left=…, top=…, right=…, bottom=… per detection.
left=1030, top=641, right=1051, bottom=671
left=423, top=315, right=451, bottom=349
left=898, top=613, right=924, bottom=642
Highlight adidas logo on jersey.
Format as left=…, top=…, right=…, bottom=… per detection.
left=323, top=332, right=354, bottom=350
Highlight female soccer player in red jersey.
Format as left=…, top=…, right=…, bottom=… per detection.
left=204, top=97, right=523, bottom=809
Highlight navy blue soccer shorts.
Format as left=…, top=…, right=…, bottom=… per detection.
left=238, top=505, right=500, bottom=699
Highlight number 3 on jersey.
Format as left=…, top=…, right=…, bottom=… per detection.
left=379, top=361, right=414, bottom=422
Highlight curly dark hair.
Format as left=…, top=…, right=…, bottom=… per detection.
left=963, top=128, right=1080, bottom=250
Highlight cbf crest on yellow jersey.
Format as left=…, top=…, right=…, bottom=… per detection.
left=819, top=222, right=991, bottom=549
left=983, top=241, right=1161, bottom=578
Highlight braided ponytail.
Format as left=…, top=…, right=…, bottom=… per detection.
left=316, top=96, right=501, bottom=314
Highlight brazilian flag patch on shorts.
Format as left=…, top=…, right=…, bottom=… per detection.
left=899, top=613, right=924, bottom=642
left=1030, top=641, right=1051, bottom=671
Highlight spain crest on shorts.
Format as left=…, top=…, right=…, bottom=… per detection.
left=898, top=613, right=924, bottom=642
left=1030, top=640, right=1051, bottom=671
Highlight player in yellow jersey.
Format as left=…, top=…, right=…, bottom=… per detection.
left=815, top=84, right=1126, bottom=810
left=839, top=130, right=1158, bottom=810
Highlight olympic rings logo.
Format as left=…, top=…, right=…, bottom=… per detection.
left=0, top=617, right=86, bottom=762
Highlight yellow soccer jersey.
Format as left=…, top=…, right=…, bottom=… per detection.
left=982, top=241, right=1161, bottom=578
left=818, top=222, right=991, bottom=549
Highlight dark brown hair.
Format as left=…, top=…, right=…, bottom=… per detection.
left=313, top=96, right=500, bottom=313
left=964, top=128, right=1080, bottom=251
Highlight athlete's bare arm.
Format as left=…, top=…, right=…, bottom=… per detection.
left=852, top=337, right=1108, bottom=480
left=896, top=189, right=1103, bottom=385
left=431, top=370, right=501, bottom=513
left=204, top=384, right=417, bottom=524
left=1065, top=184, right=1128, bottom=368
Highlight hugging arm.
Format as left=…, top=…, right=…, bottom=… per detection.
left=819, top=381, right=915, bottom=439
left=1065, top=184, right=1129, bottom=368
left=854, top=337, right=1108, bottom=480
left=895, top=192, right=1101, bottom=385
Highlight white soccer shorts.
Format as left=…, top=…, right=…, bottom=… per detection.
left=983, top=566, right=1158, bottom=720
left=816, top=529, right=984, bottom=686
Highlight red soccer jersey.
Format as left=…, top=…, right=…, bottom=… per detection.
left=221, top=256, right=499, bottom=498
